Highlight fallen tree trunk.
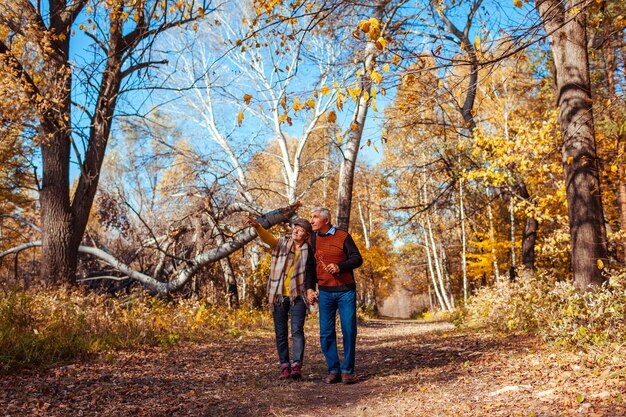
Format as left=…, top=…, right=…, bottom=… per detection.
left=0, top=203, right=301, bottom=295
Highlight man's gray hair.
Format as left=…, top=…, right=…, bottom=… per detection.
left=311, top=207, right=331, bottom=221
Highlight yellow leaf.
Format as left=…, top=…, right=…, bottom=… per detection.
left=320, top=84, right=330, bottom=96
left=306, top=98, right=316, bottom=109
left=513, top=0, right=523, bottom=7
left=371, top=99, right=377, bottom=112
left=351, top=122, right=358, bottom=131
left=335, top=131, right=343, bottom=144
left=370, top=70, right=382, bottom=84
left=336, top=96, right=344, bottom=111
left=567, top=156, right=574, bottom=165
left=474, top=35, right=480, bottom=50
left=375, top=37, right=387, bottom=51
left=391, top=54, right=401, bottom=65
left=597, top=259, right=604, bottom=269
left=382, top=63, right=390, bottom=72
left=359, top=20, right=370, bottom=33
left=371, top=86, right=377, bottom=98
left=243, top=94, right=253, bottom=105
left=348, top=86, right=361, bottom=99
left=328, top=110, right=337, bottom=123
left=237, top=111, right=244, bottom=126
left=611, top=165, right=618, bottom=173
left=292, top=96, right=304, bottom=111
left=368, top=26, right=381, bottom=41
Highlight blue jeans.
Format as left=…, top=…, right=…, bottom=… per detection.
left=272, top=296, right=307, bottom=366
left=318, top=289, right=357, bottom=374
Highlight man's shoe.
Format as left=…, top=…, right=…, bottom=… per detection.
left=341, top=372, right=356, bottom=384
left=322, top=373, right=341, bottom=384
left=278, top=364, right=291, bottom=380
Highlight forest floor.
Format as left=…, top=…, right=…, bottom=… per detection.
left=1, top=318, right=625, bottom=417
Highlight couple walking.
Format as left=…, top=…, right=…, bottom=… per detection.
left=246, top=207, right=363, bottom=384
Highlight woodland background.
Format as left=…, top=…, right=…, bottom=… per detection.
left=0, top=0, right=625, bottom=382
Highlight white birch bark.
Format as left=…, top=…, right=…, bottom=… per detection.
left=0, top=205, right=301, bottom=295
left=459, top=175, right=468, bottom=304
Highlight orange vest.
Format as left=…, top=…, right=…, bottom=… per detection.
left=315, top=230, right=355, bottom=288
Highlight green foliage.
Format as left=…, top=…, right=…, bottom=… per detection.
left=0, top=287, right=272, bottom=373
left=463, top=272, right=626, bottom=349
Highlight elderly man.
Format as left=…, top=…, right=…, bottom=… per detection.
left=306, top=207, right=363, bottom=384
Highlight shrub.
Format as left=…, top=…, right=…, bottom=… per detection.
left=463, top=272, right=626, bottom=349
left=0, top=286, right=272, bottom=373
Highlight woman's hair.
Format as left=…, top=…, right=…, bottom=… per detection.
left=310, top=207, right=331, bottom=221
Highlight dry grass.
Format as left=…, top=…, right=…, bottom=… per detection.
left=0, top=286, right=272, bottom=373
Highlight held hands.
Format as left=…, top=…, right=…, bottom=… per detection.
left=306, top=289, right=318, bottom=305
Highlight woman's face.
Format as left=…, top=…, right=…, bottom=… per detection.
left=291, top=225, right=309, bottom=244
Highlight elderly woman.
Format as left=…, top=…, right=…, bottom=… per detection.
left=245, top=216, right=316, bottom=380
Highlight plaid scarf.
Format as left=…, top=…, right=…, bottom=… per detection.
left=267, top=236, right=310, bottom=307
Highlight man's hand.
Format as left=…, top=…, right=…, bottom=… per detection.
left=307, top=289, right=318, bottom=304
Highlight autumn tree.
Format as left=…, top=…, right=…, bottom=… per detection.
left=0, top=0, right=214, bottom=283
left=535, top=0, right=608, bottom=290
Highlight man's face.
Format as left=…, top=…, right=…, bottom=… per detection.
left=309, top=211, right=328, bottom=232
left=292, top=225, right=309, bottom=243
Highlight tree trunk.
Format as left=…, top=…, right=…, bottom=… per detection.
left=487, top=202, right=501, bottom=282
left=357, top=197, right=371, bottom=249
left=509, top=170, right=538, bottom=274
left=521, top=215, right=538, bottom=276
left=221, top=257, right=239, bottom=308
left=206, top=212, right=239, bottom=307
left=38, top=4, right=74, bottom=283
left=336, top=0, right=388, bottom=230
left=509, top=198, right=516, bottom=280
left=423, top=225, right=446, bottom=311
left=459, top=175, right=468, bottom=304
left=600, top=1, right=626, bottom=264
left=536, top=0, right=608, bottom=290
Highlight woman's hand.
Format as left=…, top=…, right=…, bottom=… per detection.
left=245, top=216, right=260, bottom=228
left=306, top=289, right=318, bottom=304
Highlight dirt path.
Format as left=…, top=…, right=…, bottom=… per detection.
left=1, top=319, right=624, bottom=416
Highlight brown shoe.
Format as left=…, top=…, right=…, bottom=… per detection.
left=341, top=372, right=356, bottom=384
left=322, top=373, right=341, bottom=384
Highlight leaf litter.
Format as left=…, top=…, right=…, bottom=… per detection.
left=1, top=319, right=624, bottom=416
